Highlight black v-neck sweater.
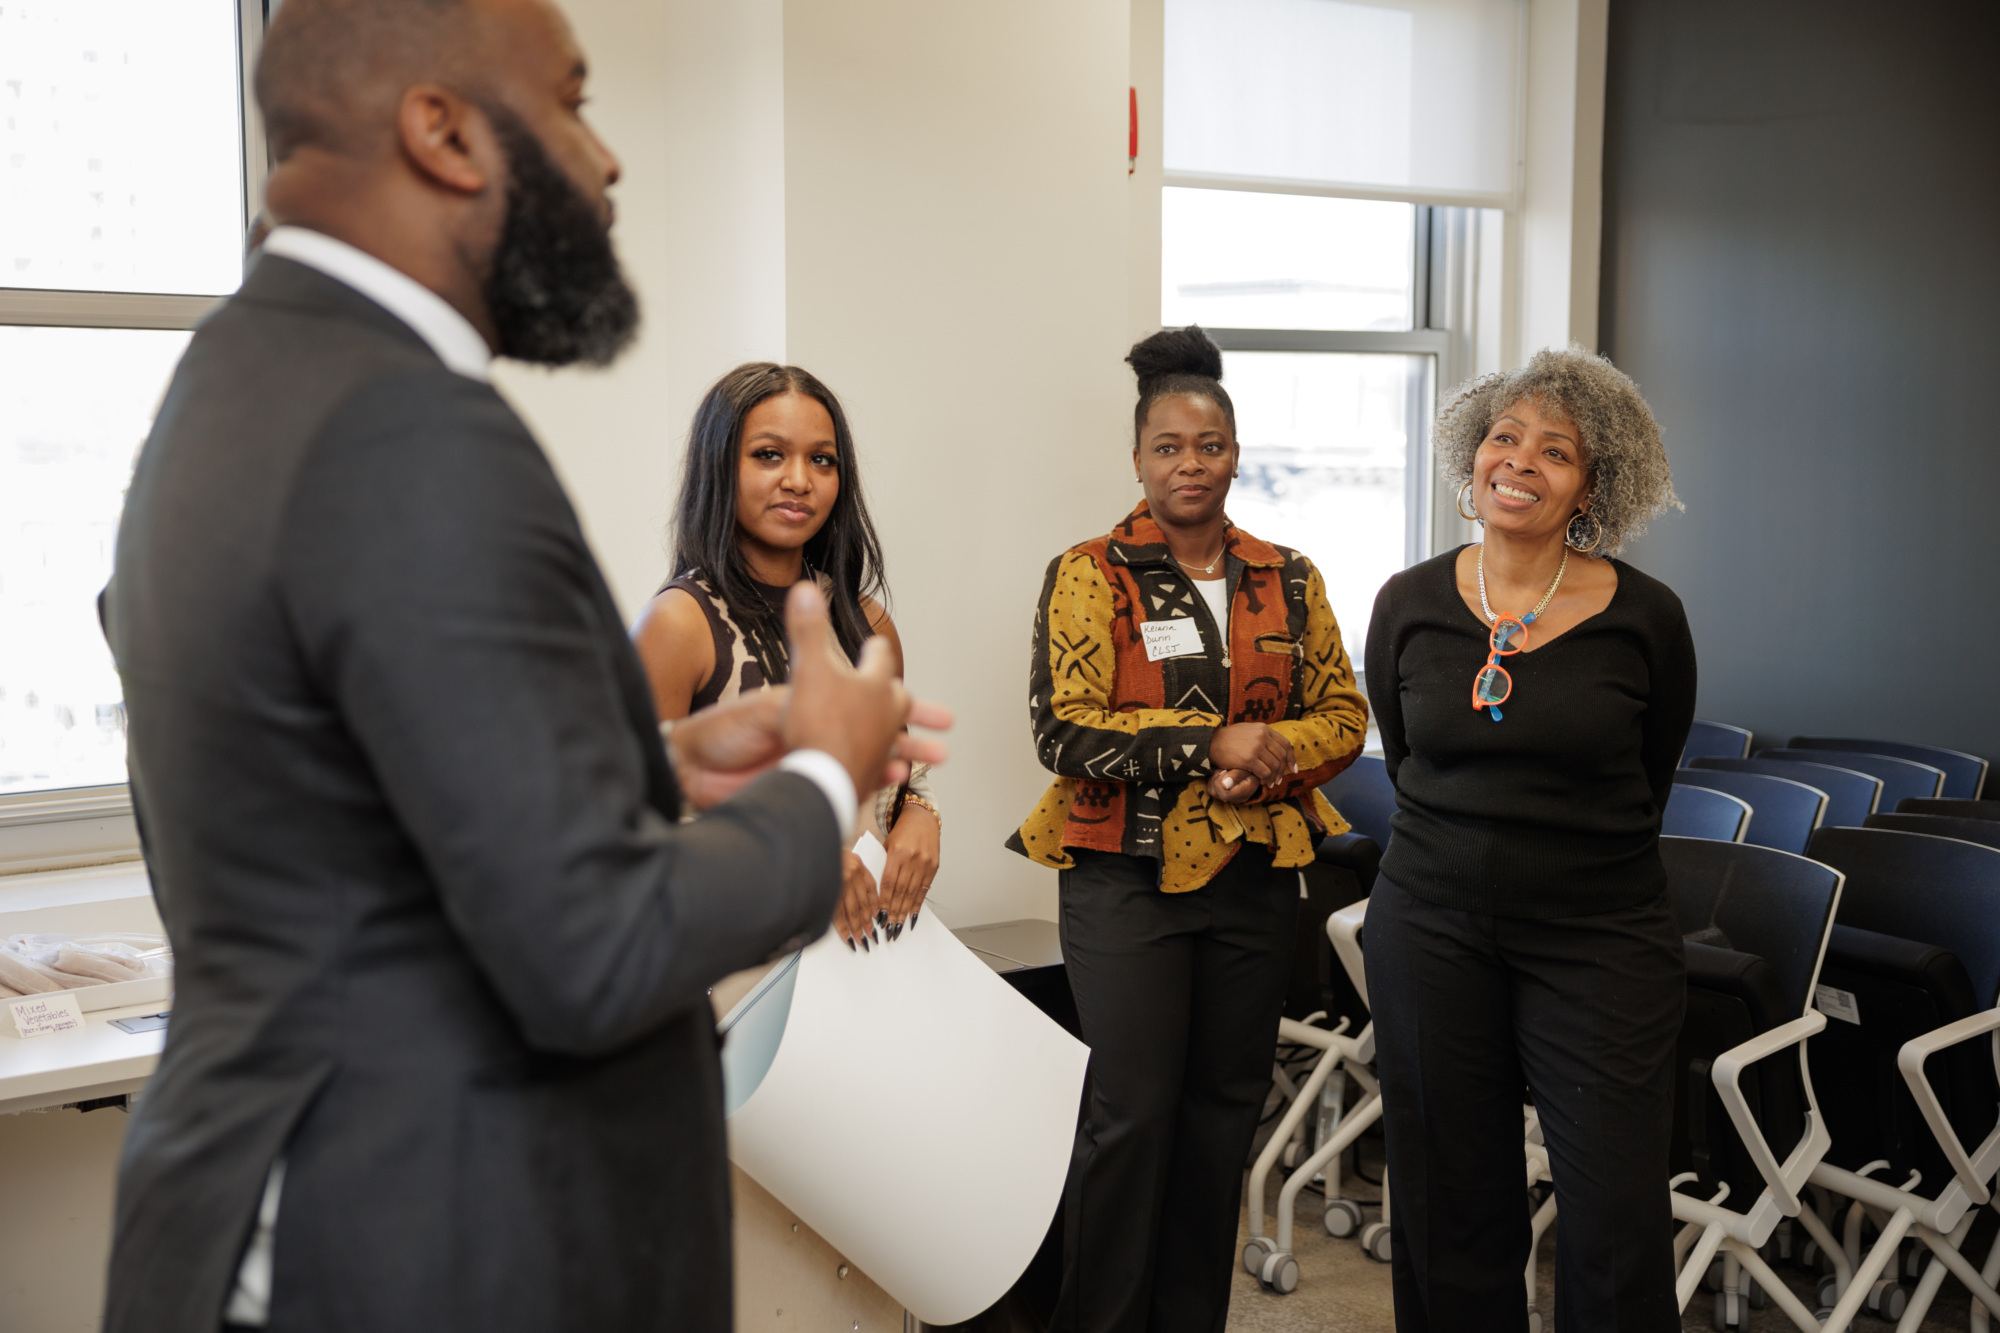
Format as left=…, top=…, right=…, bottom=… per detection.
left=1362, top=547, right=1698, bottom=919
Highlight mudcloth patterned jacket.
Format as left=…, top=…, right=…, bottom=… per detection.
left=1008, top=504, right=1368, bottom=893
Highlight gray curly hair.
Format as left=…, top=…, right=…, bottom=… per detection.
left=1434, top=347, right=1680, bottom=556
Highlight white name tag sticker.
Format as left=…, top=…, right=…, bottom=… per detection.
left=1814, top=983, right=1861, bottom=1026
left=6, top=991, right=85, bottom=1039
left=1141, top=617, right=1205, bottom=662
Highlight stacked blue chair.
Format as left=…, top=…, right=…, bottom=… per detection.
left=1664, top=783, right=1752, bottom=842
left=1689, top=756, right=1883, bottom=829
left=1864, top=812, right=2000, bottom=853
left=1321, top=754, right=1395, bottom=852
left=1296, top=755, right=1394, bottom=1027
left=1800, top=827, right=2000, bottom=1331
left=1758, top=748, right=1945, bottom=812
left=1674, top=770, right=1826, bottom=855
left=1789, top=737, right=1989, bottom=801
left=1898, top=797, right=2000, bottom=822
left=1684, top=720, right=1755, bottom=764
left=1659, top=836, right=1843, bottom=1330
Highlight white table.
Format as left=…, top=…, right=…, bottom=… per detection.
left=0, top=862, right=166, bottom=1115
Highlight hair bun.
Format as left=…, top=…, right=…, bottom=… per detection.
left=1126, top=325, right=1223, bottom=385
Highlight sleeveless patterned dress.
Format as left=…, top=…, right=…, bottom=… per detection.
left=662, top=570, right=937, bottom=834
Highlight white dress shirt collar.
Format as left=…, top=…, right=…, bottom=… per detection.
left=261, top=226, right=493, bottom=383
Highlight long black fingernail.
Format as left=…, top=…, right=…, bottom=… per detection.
left=910, top=911, right=919, bottom=930
left=876, top=910, right=888, bottom=926
left=846, top=937, right=857, bottom=952
left=860, top=936, right=870, bottom=953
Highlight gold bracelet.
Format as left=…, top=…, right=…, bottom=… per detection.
left=897, top=792, right=942, bottom=831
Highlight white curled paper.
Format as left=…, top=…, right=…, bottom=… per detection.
left=722, top=834, right=1089, bottom=1325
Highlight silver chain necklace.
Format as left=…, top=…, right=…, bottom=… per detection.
left=1175, top=540, right=1226, bottom=575
left=1478, top=542, right=1568, bottom=625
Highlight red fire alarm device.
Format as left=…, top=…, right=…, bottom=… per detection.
left=1128, top=86, right=1139, bottom=175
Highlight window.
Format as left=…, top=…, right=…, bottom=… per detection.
left=0, top=1, right=262, bottom=860
left=1161, top=0, right=1520, bottom=660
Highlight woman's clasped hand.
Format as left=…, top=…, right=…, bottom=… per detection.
left=1207, top=721, right=1295, bottom=803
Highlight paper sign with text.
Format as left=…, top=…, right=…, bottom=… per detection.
left=7, top=991, right=85, bottom=1039
left=1141, top=617, right=1204, bottom=662
left=1814, top=984, right=1860, bottom=1026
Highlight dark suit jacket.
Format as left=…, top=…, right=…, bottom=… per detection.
left=98, top=256, right=841, bottom=1332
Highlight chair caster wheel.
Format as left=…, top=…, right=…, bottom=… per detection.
left=1324, top=1199, right=1363, bottom=1238
left=1359, top=1221, right=1392, bottom=1263
left=1713, top=1289, right=1744, bottom=1330
left=1258, top=1250, right=1299, bottom=1295
left=1815, top=1310, right=1835, bottom=1325
left=1867, top=1280, right=1908, bottom=1321
left=1817, top=1275, right=1840, bottom=1309
left=1747, top=1274, right=1771, bottom=1309
left=1242, top=1238, right=1272, bottom=1276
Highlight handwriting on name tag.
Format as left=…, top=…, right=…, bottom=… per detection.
left=1141, top=617, right=1205, bottom=662
left=7, top=991, right=85, bottom=1039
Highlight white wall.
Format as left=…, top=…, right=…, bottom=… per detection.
left=502, top=0, right=1138, bottom=927
left=498, top=0, right=789, bottom=615
left=783, top=0, right=1136, bottom=927
left=1130, top=0, right=1166, bottom=343
left=1511, top=0, right=1610, bottom=360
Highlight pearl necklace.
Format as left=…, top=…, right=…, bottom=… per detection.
left=1477, top=543, right=1567, bottom=625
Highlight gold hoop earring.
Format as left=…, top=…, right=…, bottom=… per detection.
left=1566, top=509, right=1604, bottom=553
left=1456, top=481, right=1481, bottom=523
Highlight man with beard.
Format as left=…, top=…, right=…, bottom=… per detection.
left=95, top=0, right=944, bottom=1329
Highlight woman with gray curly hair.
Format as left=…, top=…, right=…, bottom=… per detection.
left=1361, top=347, right=1695, bottom=1330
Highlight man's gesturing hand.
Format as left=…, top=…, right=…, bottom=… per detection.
left=784, top=582, right=950, bottom=801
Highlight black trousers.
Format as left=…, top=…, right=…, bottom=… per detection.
left=1052, top=846, right=1296, bottom=1333
left=1364, top=876, right=1685, bottom=1333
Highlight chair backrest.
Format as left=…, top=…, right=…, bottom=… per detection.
left=1675, top=770, right=1825, bottom=855
left=1864, top=812, right=2000, bottom=853
left=1899, top=797, right=2000, bottom=823
left=1322, top=754, right=1395, bottom=851
left=1758, top=748, right=1945, bottom=810
left=1805, top=827, right=2000, bottom=1006
left=1661, top=836, right=1842, bottom=1019
left=1663, top=783, right=1751, bottom=842
left=1688, top=756, right=1883, bottom=829
left=1789, top=737, right=1989, bottom=801
left=1683, top=720, right=1754, bottom=763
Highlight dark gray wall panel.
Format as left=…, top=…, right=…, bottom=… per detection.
left=1601, top=0, right=2000, bottom=787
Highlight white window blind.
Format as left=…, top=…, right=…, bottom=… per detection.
left=1164, top=0, right=1522, bottom=205
left=0, top=0, right=247, bottom=295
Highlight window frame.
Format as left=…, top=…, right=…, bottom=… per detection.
left=0, top=0, right=266, bottom=872
left=1193, top=196, right=1463, bottom=577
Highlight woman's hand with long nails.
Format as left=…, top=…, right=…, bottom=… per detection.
left=879, top=803, right=939, bottom=932
left=836, top=851, right=882, bottom=950
left=1206, top=768, right=1262, bottom=805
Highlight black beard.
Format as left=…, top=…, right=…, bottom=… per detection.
left=482, top=109, right=639, bottom=368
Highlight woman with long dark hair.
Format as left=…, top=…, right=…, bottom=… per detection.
left=1010, top=326, right=1368, bottom=1332
left=634, top=362, right=940, bottom=948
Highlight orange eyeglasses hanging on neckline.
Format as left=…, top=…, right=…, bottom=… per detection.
left=1471, top=612, right=1534, bottom=721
